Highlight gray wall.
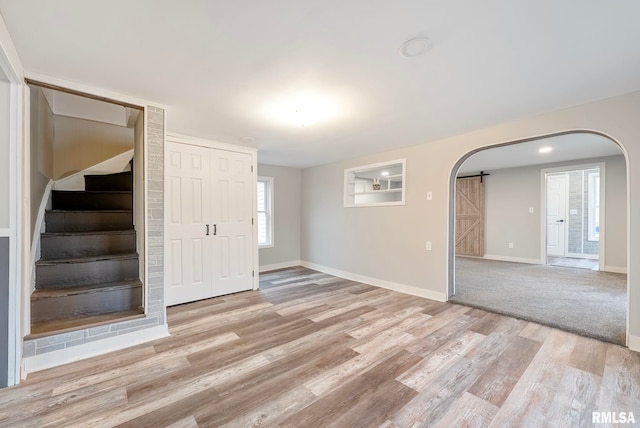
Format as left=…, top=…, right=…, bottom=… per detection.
left=0, top=238, right=8, bottom=387
left=258, top=164, right=301, bottom=269
left=28, top=85, right=55, bottom=240
left=300, top=91, right=640, bottom=344
left=482, top=155, right=626, bottom=269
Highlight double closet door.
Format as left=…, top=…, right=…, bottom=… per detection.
left=165, top=140, right=255, bottom=306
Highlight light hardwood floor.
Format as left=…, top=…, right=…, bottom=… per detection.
left=1, top=267, right=639, bottom=427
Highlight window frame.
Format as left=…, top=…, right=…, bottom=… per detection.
left=257, top=176, right=274, bottom=248
left=588, top=171, right=600, bottom=242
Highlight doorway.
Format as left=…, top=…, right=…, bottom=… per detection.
left=26, top=81, right=146, bottom=335
left=449, top=132, right=628, bottom=345
left=544, top=165, right=602, bottom=270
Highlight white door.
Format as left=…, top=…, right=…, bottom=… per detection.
left=165, top=141, right=255, bottom=306
left=211, top=150, right=254, bottom=295
left=546, top=173, right=567, bottom=257
left=165, top=142, right=214, bottom=305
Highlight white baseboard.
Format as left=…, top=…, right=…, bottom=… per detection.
left=628, top=335, right=640, bottom=352
left=481, top=254, right=541, bottom=265
left=22, top=324, right=169, bottom=375
left=604, top=265, right=627, bottom=274
left=259, top=260, right=302, bottom=273
left=300, top=261, right=446, bottom=302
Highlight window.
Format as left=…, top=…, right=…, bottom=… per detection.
left=588, top=171, right=600, bottom=241
left=257, top=177, right=273, bottom=247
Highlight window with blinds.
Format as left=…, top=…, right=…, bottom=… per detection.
left=257, top=177, right=273, bottom=247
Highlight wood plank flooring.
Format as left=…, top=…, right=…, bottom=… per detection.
left=2, top=267, right=639, bottom=427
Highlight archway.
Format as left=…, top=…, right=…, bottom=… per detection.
left=448, top=131, right=629, bottom=345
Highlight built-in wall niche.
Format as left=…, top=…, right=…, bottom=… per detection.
left=344, top=159, right=406, bottom=207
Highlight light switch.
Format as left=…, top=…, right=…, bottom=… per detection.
left=427, top=191, right=433, bottom=201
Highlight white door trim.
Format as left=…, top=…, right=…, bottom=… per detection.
left=0, top=38, right=24, bottom=387
left=540, top=162, right=606, bottom=270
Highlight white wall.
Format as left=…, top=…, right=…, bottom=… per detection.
left=301, top=90, right=640, bottom=348
left=481, top=154, right=626, bottom=270
left=0, top=77, right=9, bottom=228
left=53, top=115, right=134, bottom=179
left=258, top=163, right=301, bottom=270
left=28, top=86, right=54, bottom=240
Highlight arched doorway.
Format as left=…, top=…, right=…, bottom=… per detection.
left=448, top=132, right=629, bottom=345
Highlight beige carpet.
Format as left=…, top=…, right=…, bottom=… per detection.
left=451, top=257, right=627, bottom=345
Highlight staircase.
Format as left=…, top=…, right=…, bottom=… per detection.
left=31, top=171, right=143, bottom=336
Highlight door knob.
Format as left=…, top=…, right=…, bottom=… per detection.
left=206, top=224, right=210, bottom=235
left=557, top=219, right=564, bottom=223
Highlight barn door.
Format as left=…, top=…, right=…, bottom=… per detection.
left=456, top=176, right=485, bottom=256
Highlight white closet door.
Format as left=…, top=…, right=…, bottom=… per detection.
left=211, top=150, right=254, bottom=295
left=165, top=142, right=214, bottom=305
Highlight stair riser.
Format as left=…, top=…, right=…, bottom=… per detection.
left=52, top=192, right=132, bottom=210
left=31, top=285, right=142, bottom=324
left=84, top=172, right=133, bottom=191
left=45, top=211, right=133, bottom=233
left=41, top=233, right=137, bottom=259
left=36, top=258, right=139, bottom=289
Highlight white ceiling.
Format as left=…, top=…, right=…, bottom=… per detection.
left=458, top=133, right=623, bottom=174
left=1, top=1, right=640, bottom=168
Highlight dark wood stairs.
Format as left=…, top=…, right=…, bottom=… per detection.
left=31, top=170, right=143, bottom=336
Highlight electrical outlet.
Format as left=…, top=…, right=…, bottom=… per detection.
left=508, top=242, right=514, bottom=249
left=529, top=207, right=534, bottom=213
left=427, top=191, right=433, bottom=201
left=426, top=241, right=432, bottom=251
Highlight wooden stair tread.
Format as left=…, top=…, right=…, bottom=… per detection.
left=41, top=230, right=136, bottom=237
left=46, top=209, right=133, bottom=213
left=32, top=280, right=142, bottom=299
left=36, top=253, right=138, bottom=266
left=27, top=309, right=145, bottom=338
left=84, top=171, right=132, bottom=178
left=53, top=190, right=132, bottom=194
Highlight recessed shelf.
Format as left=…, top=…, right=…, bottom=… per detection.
left=344, top=159, right=406, bottom=207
